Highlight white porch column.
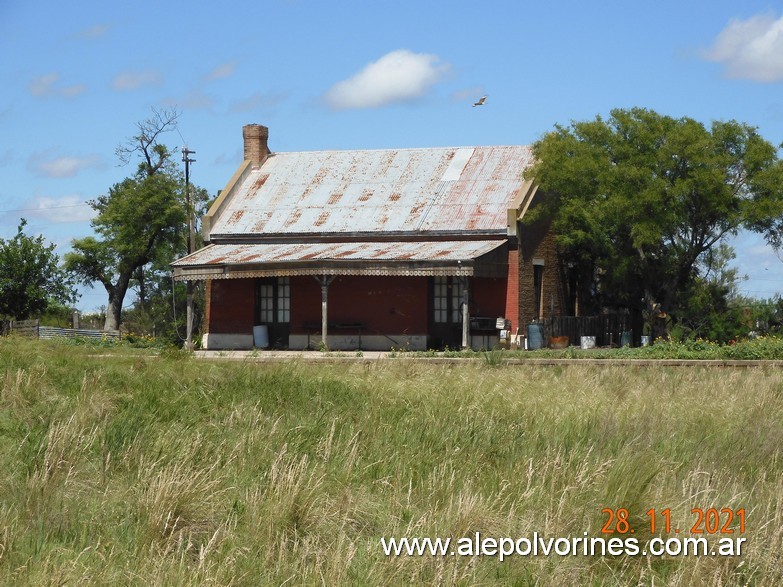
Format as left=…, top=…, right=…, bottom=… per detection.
left=315, top=275, right=335, bottom=348
left=461, top=277, right=470, bottom=349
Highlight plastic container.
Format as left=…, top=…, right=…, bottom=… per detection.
left=253, top=325, right=269, bottom=348
left=526, top=323, right=544, bottom=350
left=580, top=335, right=596, bottom=350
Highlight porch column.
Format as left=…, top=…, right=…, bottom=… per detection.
left=315, top=275, right=335, bottom=348
left=460, top=277, right=470, bottom=349
left=203, top=278, right=212, bottom=334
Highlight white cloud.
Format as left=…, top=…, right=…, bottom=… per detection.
left=30, top=73, right=59, bottom=96
left=162, top=90, right=215, bottom=110
left=76, top=23, right=111, bottom=39
left=704, top=13, right=783, bottom=82
left=230, top=91, right=288, bottom=113
left=112, top=70, right=162, bottom=91
left=30, top=73, right=86, bottom=98
left=205, top=61, right=237, bottom=81
left=17, top=195, right=95, bottom=224
left=324, top=49, right=450, bottom=110
left=60, top=84, right=86, bottom=98
left=28, top=151, right=105, bottom=178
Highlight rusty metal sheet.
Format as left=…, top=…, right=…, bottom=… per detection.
left=208, top=146, right=534, bottom=238
left=172, top=240, right=506, bottom=268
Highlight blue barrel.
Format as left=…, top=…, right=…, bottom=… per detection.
left=620, top=330, right=632, bottom=347
left=526, top=323, right=544, bottom=350
left=253, top=325, right=269, bottom=348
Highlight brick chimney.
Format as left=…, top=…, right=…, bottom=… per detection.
left=243, top=124, right=270, bottom=167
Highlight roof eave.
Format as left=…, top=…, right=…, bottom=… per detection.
left=173, top=259, right=478, bottom=281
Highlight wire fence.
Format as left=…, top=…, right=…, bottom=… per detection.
left=2, top=319, right=120, bottom=341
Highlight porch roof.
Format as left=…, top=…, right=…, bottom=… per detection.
left=172, top=239, right=508, bottom=281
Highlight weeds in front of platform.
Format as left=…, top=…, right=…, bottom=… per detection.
left=0, top=336, right=778, bottom=585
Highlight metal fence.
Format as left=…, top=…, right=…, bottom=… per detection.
left=542, top=314, right=632, bottom=347
left=4, top=319, right=39, bottom=336
left=39, top=326, right=121, bottom=341
left=3, top=319, right=120, bottom=341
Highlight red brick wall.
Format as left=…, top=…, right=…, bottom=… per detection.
left=472, top=277, right=507, bottom=322
left=519, top=219, right=564, bottom=323
left=208, top=279, right=255, bottom=334
left=504, top=248, right=520, bottom=332
left=206, top=273, right=518, bottom=337
left=290, top=275, right=428, bottom=334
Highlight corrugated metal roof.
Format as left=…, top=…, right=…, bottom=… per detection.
left=208, top=146, right=533, bottom=239
left=172, top=240, right=507, bottom=280
left=173, top=240, right=504, bottom=268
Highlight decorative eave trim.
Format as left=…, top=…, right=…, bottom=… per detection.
left=173, top=263, right=475, bottom=281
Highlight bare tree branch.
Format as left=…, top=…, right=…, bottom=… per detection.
left=115, top=107, right=180, bottom=176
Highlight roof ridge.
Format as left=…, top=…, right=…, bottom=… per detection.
left=269, top=144, right=532, bottom=155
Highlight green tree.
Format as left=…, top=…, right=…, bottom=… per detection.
left=64, top=109, right=189, bottom=331
left=529, top=107, right=783, bottom=339
left=123, top=184, right=210, bottom=343
left=0, top=219, right=77, bottom=319
left=676, top=243, right=746, bottom=342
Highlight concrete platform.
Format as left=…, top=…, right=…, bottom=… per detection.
left=192, top=350, right=783, bottom=368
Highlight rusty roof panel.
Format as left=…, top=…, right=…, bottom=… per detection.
left=209, top=146, right=534, bottom=238
left=172, top=240, right=506, bottom=268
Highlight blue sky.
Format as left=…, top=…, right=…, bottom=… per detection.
left=1, top=0, right=783, bottom=312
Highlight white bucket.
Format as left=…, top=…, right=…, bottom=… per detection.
left=580, top=335, right=596, bottom=350
left=253, top=325, right=269, bottom=348
left=641, top=335, right=650, bottom=347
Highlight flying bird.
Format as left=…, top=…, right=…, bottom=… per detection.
left=472, top=95, right=487, bottom=107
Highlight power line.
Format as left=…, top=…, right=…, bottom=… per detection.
left=175, top=119, right=188, bottom=148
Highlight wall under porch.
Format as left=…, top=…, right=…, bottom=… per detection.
left=290, top=275, right=427, bottom=351
left=203, top=274, right=511, bottom=351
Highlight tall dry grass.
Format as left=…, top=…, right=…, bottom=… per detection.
left=0, top=336, right=781, bottom=585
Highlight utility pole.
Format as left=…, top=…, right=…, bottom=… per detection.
left=182, top=146, right=196, bottom=350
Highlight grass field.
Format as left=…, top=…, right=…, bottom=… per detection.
left=0, top=337, right=781, bottom=585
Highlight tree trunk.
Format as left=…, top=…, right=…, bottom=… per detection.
left=644, top=289, right=670, bottom=343
left=651, top=315, right=668, bottom=342
left=136, top=266, right=146, bottom=312
left=104, top=296, right=122, bottom=332
left=645, top=267, right=689, bottom=342
left=103, top=271, right=132, bottom=331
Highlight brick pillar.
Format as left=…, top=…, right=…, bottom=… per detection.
left=504, top=247, right=520, bottom=334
